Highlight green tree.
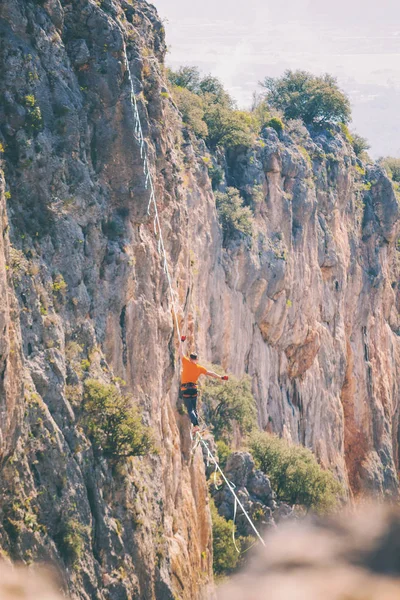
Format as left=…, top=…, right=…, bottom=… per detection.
left=82, top=379, right=156, bottom=459
left=251, top=95, right=272, bottom=128
left=208, top=162, right=224, bottom=190
left=202, top=369, right=257, bottom=442
left=168, top=67, right=257, bottom=149
left=215, top=187, right=254, bottom=245
left=199, top=75, right=233, bottom=107
left=204, top=105, right=258, bottom=149
left=167, top=66, right=201, bottom=93
left=167, top=67, right=232, bottom=106
left=171, top=86, right=208, bottom=138
left=261, top=70, right=351, bottom=126
left=378, top=156, right=400, bottom=182
left=56, top=519, right=88, bottom=566
left=351, top=133, right=370, bottom=157
left=249, top=432, right=343, bottom=513
left=339, top=124, right=370, bottom=157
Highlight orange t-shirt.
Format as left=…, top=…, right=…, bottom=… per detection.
left=181, top=356, right=208, bottom=384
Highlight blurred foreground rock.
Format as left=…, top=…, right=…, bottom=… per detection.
left=217, top=505, right=400, bottom=600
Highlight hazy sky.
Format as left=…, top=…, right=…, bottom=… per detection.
left=153, top=0, right=400, bottom=158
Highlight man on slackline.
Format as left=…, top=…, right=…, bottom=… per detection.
left=179, top=336, right=228, bottom=434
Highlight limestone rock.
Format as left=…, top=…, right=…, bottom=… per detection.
left=0, top=171, right=24, bottom=465
left=0, top=0, right=398, bottom=598
left=212, top=452, right=276, bottom=536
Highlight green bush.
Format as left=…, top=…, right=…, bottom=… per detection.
left=171, top=85, right=208, bottom=138
left=351, top=134, right=370, bottom=157
left=80, top=359, right=90, bottom=372
left=339, top=122, right=353, bottom=144
left=378, top=156, right=400, bottom=182
left=202, top=368, right=257, bottom=442
left=249, top=432, right=343, bottom=513
left=24, top=94, right=36, bottom=108
left=216, top=440, right=231, bottom=470
left=52, top=273, right=67, bottom=294
left=167, top=66, right=201, bottom=93
left=266, top=116, right=284, bottom=134
left=250, top=96, right=272, bottom=130
left=57, top=519, right=87, bottom=566
left=168, top=66, right=257, bottom=149
left=215, top=187, right=254, bottom=245
left=27, top=105, right=43, bottom=132
left=261, top=70, right=351, bottom=126
left=339, top=124, right=370, bottom=157
left=203, top=105, right=257, bottom=149
left=82, top=379, right=156, bottom=459
left=210, top=499, right=240, bottom=576
left=24, top=95, right=43, bottom=132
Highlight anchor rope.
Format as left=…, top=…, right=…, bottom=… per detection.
left=124, top=51, right=182, bottom=341
left=124, top=48, right=265, bottom=551
left=197, top=433, right=266, bottom=548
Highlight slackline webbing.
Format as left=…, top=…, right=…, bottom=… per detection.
left=124, top=47, right=265, bottom=550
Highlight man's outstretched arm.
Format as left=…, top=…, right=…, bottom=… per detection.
left=205, top=370, right=228, bottom=381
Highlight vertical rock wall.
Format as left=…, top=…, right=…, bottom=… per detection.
left=0, top=0, right=213, bottom=598
left=186, top=130, right=400, bottom=497
left=0, top=170, right=24, bottom=466
left=0, top=0, right=399, bottom=598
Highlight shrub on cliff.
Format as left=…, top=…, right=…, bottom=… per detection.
left=202, top=369, right=257, bottom=442
left=56, top=519, right=88, bottom=567
left=378, top=157, right=400, bottom=182
left=168, top=67, right=232, bottom=107
left=215, top=187, right=254, bottom=246
left=168, top=67, right=257, bottom=149
left=167, top=66, right=201, bottom=93
left=249, top=432, right=343, bottom=512
left=351, top=133, right=370, bottom=157
left=170, top=86, right=209, bottom=138
left=265, top=116, right=284, bottom=134
left=82, top=379, right=156, bottom=459
left=210, top=498, right=240, bottom=575
left=339, top=124, right=370, bottom=157
left=204, top=105, right=257, bottom=149
left=250, top=95, right=272, bottom=127
left=261, top=70, right=351, bottom=126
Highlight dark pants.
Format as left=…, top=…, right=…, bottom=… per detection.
left=181, top=383, right=199, bottom=427
left=184, top=396, right=199, bottom=427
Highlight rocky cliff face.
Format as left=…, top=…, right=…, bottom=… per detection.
left=0, top=0, right=213, bottom=598
left=202, top=129, right=400, bottom=497
left=0, top=169, right=24, bottom=466
left=0, top=0, right=399, bottom=598
left=197, top=128, right=400, bottom=497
